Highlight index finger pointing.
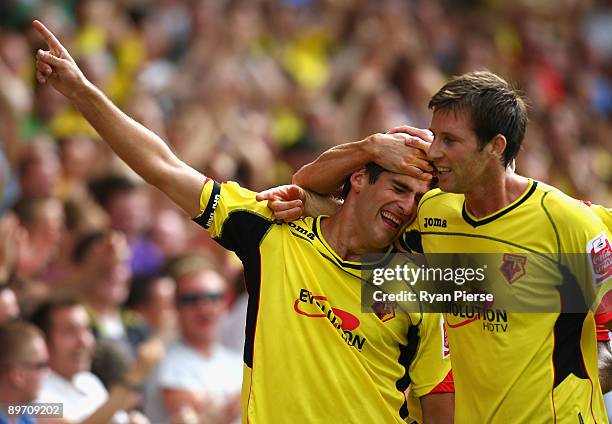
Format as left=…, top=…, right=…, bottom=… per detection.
left=32, top=20, right=66, bottom=54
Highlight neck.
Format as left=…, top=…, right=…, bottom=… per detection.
left=185, top=337, right=214, bottom=357
left=321, top=211, right=387, bottom=262
left=464, top=168, right=529, bottom=218
left=50, top=365, right=75, bottom=382
left=84, top=296, right=116, bottom=317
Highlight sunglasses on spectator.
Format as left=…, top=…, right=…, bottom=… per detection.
left=176, top=291, right=225, bottom=306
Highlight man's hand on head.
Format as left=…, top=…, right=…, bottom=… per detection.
left=256, top=185, right=306, bottom=222
left=365, top=126, right=434, bottom=181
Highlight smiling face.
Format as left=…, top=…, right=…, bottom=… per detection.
left=428, top=108, right=491, bottom=194
left=47, top=305, right=95, bottom=380
left=351, top=169, right=429, bottom=250
left=18, top=337, right=48, bottom=402
left=176, top=270, right=228, bottom=347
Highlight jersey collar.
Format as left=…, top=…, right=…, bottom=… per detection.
left=312, top=216, right=396, bottom=273
left=462, top=179, right=538, bottom=227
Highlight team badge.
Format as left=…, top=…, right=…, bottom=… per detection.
left=372, top=300, right=396, bottom=322
left=588, top=232, right=612, bottom=286
left=499, top=253, right=526, bottom=284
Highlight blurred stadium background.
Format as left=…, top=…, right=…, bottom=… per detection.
left=0, top=0, right=610, bottom=422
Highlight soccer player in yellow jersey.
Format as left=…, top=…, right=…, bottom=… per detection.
left=32, top=20, right=454, bottom=423
left=580, top=201, right=612, bottom=394
left=291, top=71, right=612, bottom=423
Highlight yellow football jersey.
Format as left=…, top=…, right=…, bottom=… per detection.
left=194, top=179, right=452, bottom=423
left=403, top=179, right=611, bottom=423
left=585, top=202, right=612, bottom=229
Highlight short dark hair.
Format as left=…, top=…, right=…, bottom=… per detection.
left=125, top=273, right=171, bottom=309
left=13, top=197, right=57, bottom=228
left=339, top=162, right=386, bottom=200
left=0, top=321, right=44, bottom=369
left=428, top=71, right=528, bottom=167
left=88, top=175, right=138, bottom=209
left=30, top=298, right=82, bottom=338
left=72, top=230, right=106, bottom=264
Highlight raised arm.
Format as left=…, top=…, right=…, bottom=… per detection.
left=32, top=20, right=205, bottom=217
left=292, top=128, right=434, bottom=195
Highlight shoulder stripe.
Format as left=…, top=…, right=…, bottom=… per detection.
left=214, top=210, right=274, bottom=256
left=420, top=231, right=557, bottom=263
left=211, top=211, right=272, bottom=368
left=396, top=325, right=420, bottom=419
left=540, top=191, right=561, bottom=257
left=216, top=209, right=275, bottom=243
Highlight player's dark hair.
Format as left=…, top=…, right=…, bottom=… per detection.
left=339, top=162, right=386, bottom=199
left=428, top=71, right=528, bottom=167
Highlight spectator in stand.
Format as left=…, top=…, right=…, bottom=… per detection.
left=31, top=298, right=108, bottom=421
left=73, top=230, right=149, bottom=358
left=17, top=138, right=61, bottom=200
left=144, top=266, right=241, bottom=424
left=126, top=272, right=177, bottom=341
left=0, top=214, right=20, bottom=324
left=0, top=321, right=48, bottom=424
left=0, top=285, right=19, bottom=324
left=31, top=298, right=163, bottom=424
left=88, top=175, right=163, bottom=277
left=13, top=196, right=64, bottom=281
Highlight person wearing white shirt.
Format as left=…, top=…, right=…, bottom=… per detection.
left=144, top=267, right=242, bottom=424
left=31, top=299, right=147, bottom=424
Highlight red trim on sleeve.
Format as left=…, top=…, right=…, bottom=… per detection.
left=596, top=292, right=612, bottom=315
left=429, top=370, right=455, bottom=393
left=596, top=325, right=610, bottom=342
left=595, top=313, right=612, bottom=325
left=595, top=313, right=612, bottom=342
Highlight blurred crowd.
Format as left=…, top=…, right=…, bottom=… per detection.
left=0, top=0, right=610, bottom=423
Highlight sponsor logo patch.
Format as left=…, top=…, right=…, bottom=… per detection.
left=294, top=289, right=367, bottom=351
left=588, top=232, right=612, bottom=286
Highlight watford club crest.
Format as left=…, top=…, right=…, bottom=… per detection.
left=372, top=300, right=397, bottom=322
left=500, top=254, right=527, bottom=284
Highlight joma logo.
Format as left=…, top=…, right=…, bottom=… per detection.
left=424, top=217, right=447, bottom=228
left=288, top=221, right=315, bottom=240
